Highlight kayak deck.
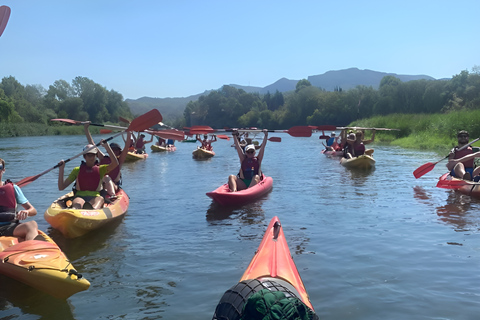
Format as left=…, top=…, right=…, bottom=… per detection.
left=340, top=154, right=375, bottom=169
left=0, top=230, right=90, bottom=299
left=44, top=188, right=129, bottom=238
left=206, top=176, right=273, bottom=206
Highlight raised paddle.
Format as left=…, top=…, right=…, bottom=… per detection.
left=0, top=5, right=11, bottom=37
left=232, top=126, right=313, bottom=137
left=413, top=137, right=480, bottom=179
left=16, top=109, right=162, bottom=188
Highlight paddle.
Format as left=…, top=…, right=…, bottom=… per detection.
left=268, top=137, right=281, bottom=142
left=0, top=6, right=10, bottom=37
left=217, top=135, right=230, bottom=141
left=232, top=126, right=313, bottom=137
left=100, top=129, right=113, bottom=134
left=336, top=126, right=400, bottom=131
left=16, top=109, right=162, bottom=187
left=149, top=129, right=185, bottom=141
left=413, top=137, right=480, bottom=179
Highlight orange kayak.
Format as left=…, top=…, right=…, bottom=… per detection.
left=0, top=230, right=90, bottom=299
left=240, top=216, right=314, bottom=311
left=213, top=216, right=316, bottom=319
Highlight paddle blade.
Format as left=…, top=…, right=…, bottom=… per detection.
left=189, top=126, right=215, bottom=134
left=16, top=175, right=41, bottom=188
left=268, top=137, right=281, bottom=142
left=285, top=126, right=312, bottom=137
left=0, top=6, right=11, bottom=37
left=50, top=118, right=79, bottom=124
left=119, top=116, right=131, bottom=124
left=413, top=162, right=436, bottom=179
left=217, top=135, right=230, bottom=141
left=316, top=125, right=337, bottom=131
left=151, top=129, right=185, bottom=141
left=319, top=135, right=330, bottom=139
left=128, top=109, right=162, bottom=131
left=100, top=129, right=112, bottom=134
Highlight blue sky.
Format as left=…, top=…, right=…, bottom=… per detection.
left=1, top=1, right=478, bottom=100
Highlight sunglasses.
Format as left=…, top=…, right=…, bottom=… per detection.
left=458, top=135, right=469, bottom=138
left=0, top=164, right=3, bottom=170
left=246, top=150, right=255, bottom=154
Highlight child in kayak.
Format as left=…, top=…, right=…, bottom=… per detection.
left=83, top=123, right=131, bottom=197
left=344, top=130, right=375, bottom=158
left=133, top=133, right=153, bottom=154
left=197, top=134, right=217, bottom=151
left=0, top=158, right=39, bottom=241
left=57, top=141, right=119, bottom=209
left=447, top=130, right=480, bottom=180
left=228, top=129, right=268, bottom=192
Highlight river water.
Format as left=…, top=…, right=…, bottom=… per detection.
left=0, top=133, right=479, bottom=320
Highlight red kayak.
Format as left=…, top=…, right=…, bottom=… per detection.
left=437, top=172, right=480, bottom=198
left=206, top=175, right=273, bottom=206
left=212, top=216, right=317, bottom=319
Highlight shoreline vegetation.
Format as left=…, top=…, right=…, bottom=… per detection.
left=3, top=110, right=479, bottom=154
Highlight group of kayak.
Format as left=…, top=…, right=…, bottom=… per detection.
left=0, top=110, right=164, bottom=299
left=321, top=127, right=376, bottom=169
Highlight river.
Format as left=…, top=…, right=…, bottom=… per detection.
left=0, top=133, right=479, bottom=320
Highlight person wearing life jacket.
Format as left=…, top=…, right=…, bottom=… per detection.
left=344, top=130, right=375, bottom=158
left=228, top=129, right=268, bottom=192
left=58, top=141, right=119, bottom=209
left=156, top=136, right=167, bottom=147
left=447, top=130, right=480, bottom=180
left=0, top=158, right=38, bottom=241
left=325, top=132, right=341, bottom=151
left=134, top=133, right=153, bottom=154
left=84, top=123, right=131, bottom=197
left=197, top=134, right=217, bottom=151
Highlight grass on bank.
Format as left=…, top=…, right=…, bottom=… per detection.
left=350, top=110, right=480, bottom=153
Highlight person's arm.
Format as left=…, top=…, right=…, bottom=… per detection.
left=13, top=186, right=37, bottom=220
left=196, top=134, right=201, bottom=142
left=447, top=150, right=480, bottom=171
left=103, top=140, right=119, bottom=172
left=145, top=134, right=154, bottom=144
left=363, top=130, right=376, bottom=144
left=232, top=130, right=245, bottom=164
left=256, top=129, right=268, bottom=164
left=211, top=135, right=217, bottom=143
left=58, top=161, right=74, bottom=190
left=84, top=122, right=105, bottom=160
left=118, top=132, right=132, bottom=167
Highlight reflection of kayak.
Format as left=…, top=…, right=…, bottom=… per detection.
left=125, top=151, right=148, bottom=162
left=150, top=144, right=176, bottom=152
left=192, top=147, right=215, bottom=159
left=44, top=189, right=129, bottom=238
left=340, top=154, right=375, bottom=169
left=0, top=230, right=90, bottom=299
left=212, top=216, right=317, bottom=319
left=322, top=149, right=343, bottom=157
left=206, top=175, right=273, bottom=206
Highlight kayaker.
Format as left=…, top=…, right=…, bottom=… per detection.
left=447, top=130, right=480, bottom=180
left=228, top=129, right=268, bottom=192
left=133, top=133, right=153, bottom=154
left=57, top=141, right=119, bottom=209
left=197, top=134, right=216, bottom=151
left=344, top=130, right=375, bottom=158
left=156, top=136, right=167, bottom=147
left=325, top=132, right=341, bottom=151
left=0, top=158, right=39, bottom=241
left=84, top=123, right=131, bottom=198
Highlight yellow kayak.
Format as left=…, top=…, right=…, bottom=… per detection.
left=151, top=144, right=176, bottom=152
left=0, top=230, right=90, bottom=299
left=44, top=189, right=129, bottom=238
left=125, top=151, right=148, bottom=162
left=192, top=147, right=215, bottom=159
left=340, top=154, right=375, bottom=169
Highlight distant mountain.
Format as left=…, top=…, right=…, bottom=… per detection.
left=126, top=68, right=437, bottom=119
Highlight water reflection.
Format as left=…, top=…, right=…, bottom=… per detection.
left=0, top=276, right=75, bottom=320
left=206, top=201, right=266, bottom=225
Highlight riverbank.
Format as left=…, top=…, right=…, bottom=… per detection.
left=0, top=123, right=104, bottom=138
left=349, top=110, right=480, bottom=152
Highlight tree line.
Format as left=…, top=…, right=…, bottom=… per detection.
left=183, top=67, right=480, bottom=129
left=0, top=76, right=132, bottom=125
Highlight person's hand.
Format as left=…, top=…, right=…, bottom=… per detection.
left=232, top=130, right=239, bottom=137
left=16, top=210, right=29, bottom=220
left=100, top=139, right=107, bottom=146
left=57, top=160, right=65, bottom=168
left=83, top=121, right=91, bottom=128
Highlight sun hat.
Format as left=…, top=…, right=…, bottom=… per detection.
left=83, top=144, right=98, bottom=154
left=245, top=144, right=256, bottom=152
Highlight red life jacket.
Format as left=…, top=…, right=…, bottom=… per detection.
left=100, top=156, right=120, bottom=182
left=454, top=146, right=474, bottom=168
left=0, top=182, right=17, bottom=222
left=76, top=163, right=102, bottom=192
left=0, top=181, right=16, bottom=211
left=354, top=143, right=365, bottom=156
left=135, top=138, right=145, bottom=149
left=241, top=157, right=260, bottom=179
